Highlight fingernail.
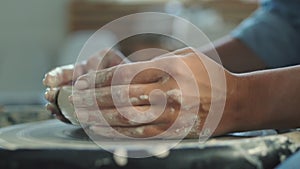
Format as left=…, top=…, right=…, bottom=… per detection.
left=75, top=79, right=89, bottom=89
left=45, top=89, right=58, bottom=102
left=45, top=91, right=50, bottom=101
left=45, top=103, right=51, bottom=110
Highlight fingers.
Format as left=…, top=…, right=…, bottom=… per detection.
left=76, top=104, right=200, bottom=138
left=89, top=124, right=168, bottom=138
left=76, top=106, right=178, bottom=127
left=74, top=61, right=167, bottom=90
left=43, top=49, right=126, bottom=88
left=45, top=88, right=72, bottom=124
left=72, top=83, right=172, bottom=108
left=43, top=48, right=128, bottom=124
left=86, top=109, right=198, bottom=139
left=72, top=83, right=184, bottom=109
left=46, top=103, right=71, bottom=123
left=97, top=49, right=128, bottom=69
left=44, top=88, right=59, bottom=103
left=85, top=49, right=125, bottom=71
left=43, top=64, right=85, bottom=88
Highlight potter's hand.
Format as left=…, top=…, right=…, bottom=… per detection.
left=72, top=48, right=238, bottom=138
left=43, top=49, right=126, bottom=122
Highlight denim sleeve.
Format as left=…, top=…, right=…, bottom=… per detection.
left=231, top=8, right=300, bottom=68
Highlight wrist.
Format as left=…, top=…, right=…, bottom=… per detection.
left=216, top=71, right=261, bottom=135
left=228, top=72, right=271, bottom=133
left=213, top=71, right=242, bottom=135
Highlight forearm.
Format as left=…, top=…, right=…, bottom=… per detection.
left=234, top=65, right=300, bottom=131
left=202, top=36, right=267, bottom=73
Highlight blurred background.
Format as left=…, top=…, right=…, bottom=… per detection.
left=0, top=0, right=258, bottom=125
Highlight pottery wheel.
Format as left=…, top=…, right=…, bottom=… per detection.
left=0, top=120, right=202, bottom=150
left=0, top=120, right=99, bottom=150
left=0, top=119, right=299, bottom=151
left=1, top=120, right=300, bottom=169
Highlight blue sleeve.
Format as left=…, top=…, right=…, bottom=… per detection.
left=231, top=0, right=300, bottom=68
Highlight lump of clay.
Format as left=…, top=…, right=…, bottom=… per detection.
left=57, top=86, right=79, bottom=125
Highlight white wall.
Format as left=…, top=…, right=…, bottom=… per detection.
left=0, top=0, right=70, bottom=104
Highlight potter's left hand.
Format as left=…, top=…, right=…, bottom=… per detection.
left=72, top=48, right=239, bottom=138
left=43, top=49, right=125, bottom=123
